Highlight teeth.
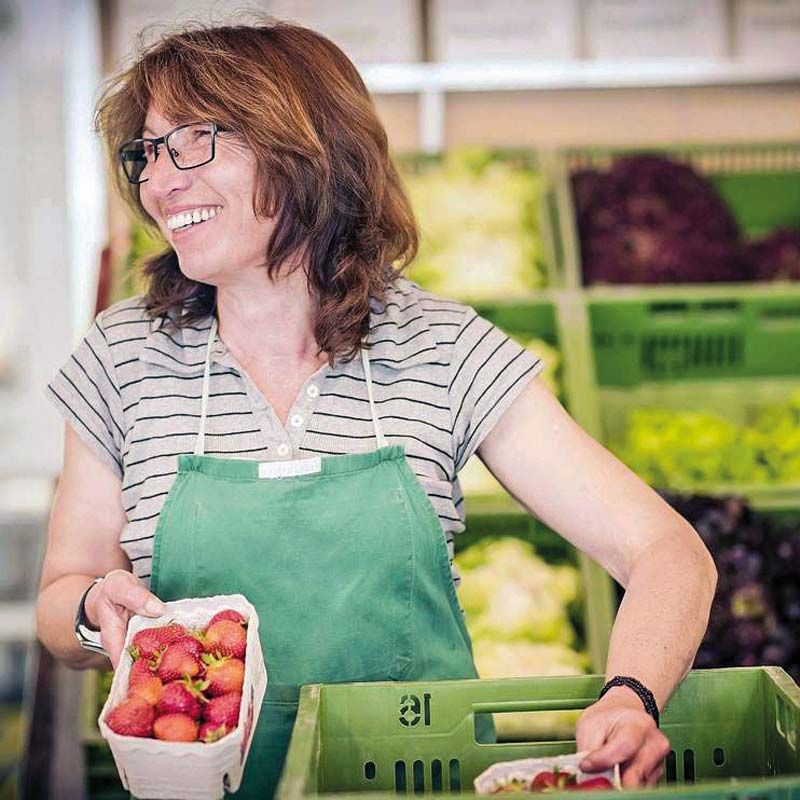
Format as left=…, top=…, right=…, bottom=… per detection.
left=167, top=206, right=220, bottom=231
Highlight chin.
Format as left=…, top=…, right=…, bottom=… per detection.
left=176, top=257, right=223, bottom=287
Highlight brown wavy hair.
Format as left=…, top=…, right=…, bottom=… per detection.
left=94, top=16, right=418, bottom=364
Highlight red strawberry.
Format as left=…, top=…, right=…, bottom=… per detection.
left=156, top=642, right=204, bottom=682
left=203, top=620, right=246, bottom=659
left=105, top=696, right=155, bottom=737
left=130, top=623, right=186, bottom=660
left=172, top=635, right=205, bottom=660
left=128, top=674, right=164, bottom=706
left=530, top=771, right=559, bottom=791
left=202, top=655, right=244, bottom=696
left=199, top=721, right=230, bottom=743
left=128, top=657, right=156, bottom=689
left=576, top=777, right=614, bottom=790
left=203, top=692, right=241, bottom=730
left=156, top=680, right=205, bottom=719
left=208, top=609, right=247, bottom=627
left=154, top=713, right=199, bottom=742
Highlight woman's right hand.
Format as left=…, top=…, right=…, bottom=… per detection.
left=85, top=569, right=167, bottom=668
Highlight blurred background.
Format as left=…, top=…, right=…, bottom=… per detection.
left=2, top=1, right=800, bottom=797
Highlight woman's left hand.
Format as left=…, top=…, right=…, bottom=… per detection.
left=575, top=688, right=671, bottom=788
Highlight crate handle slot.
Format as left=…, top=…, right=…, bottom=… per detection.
left=472, top=699, right=592, bottom=715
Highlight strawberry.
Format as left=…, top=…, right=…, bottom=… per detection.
left=128, top=657, right=156, bottom=689
left=199, top=721, right=230, bottom=743
left=208, top=609, right=247, bottom=627
left=154, top=713, right=198, bottom=742
left=156, top=680, right=205, bottom=719
left=202, top=655, right=244, bottom=696
left=105, top=696, right=155, bottom=737
left=172, top=635, right=205, bottom=660
left=576, top=777, right=614, bottom=790
left=129, top=623, right=186, bottom=660
left=156, top=642, right=204, bottom=682
left=203, top=620, right=246, bottom=659
left=530, top=771, right=559, bottom=791
left=203, top=692, right=241, bottom=730
left=128, top=674, right=164, bottom=706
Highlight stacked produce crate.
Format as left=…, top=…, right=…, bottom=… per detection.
left=551, top=141, right=800, bottom=683
left=398, top=148, right=617, bottom=686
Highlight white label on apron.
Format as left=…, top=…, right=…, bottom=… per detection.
left=258, top=458, right=322, bottom=479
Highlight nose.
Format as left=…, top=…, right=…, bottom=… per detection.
left=140, top=149, right=192, bottom=206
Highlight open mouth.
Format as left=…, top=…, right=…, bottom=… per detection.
left=167, top=206, right=222, bottom=235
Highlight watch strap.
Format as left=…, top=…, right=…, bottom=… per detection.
left=75, top=577, right=107, bottom=656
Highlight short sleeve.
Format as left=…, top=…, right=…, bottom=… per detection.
left=449, top=308, right=544, bottom=472
left=46, top=316, right=125, bottom=477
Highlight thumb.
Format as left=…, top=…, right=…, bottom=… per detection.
left=106, top=573, right=167, bottom=617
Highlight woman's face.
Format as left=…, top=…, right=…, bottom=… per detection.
left=138, top=105, right=274, bottom=287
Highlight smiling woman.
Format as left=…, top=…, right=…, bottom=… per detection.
left=94, top=19, right=418, bottom=364
left=37, top=13, right=716, bottom=800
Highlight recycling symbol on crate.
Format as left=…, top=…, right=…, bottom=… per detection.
left=399, top=693, right=431, bottom=728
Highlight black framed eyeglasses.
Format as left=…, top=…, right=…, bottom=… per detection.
left=119, top=122, right=225, bottom=184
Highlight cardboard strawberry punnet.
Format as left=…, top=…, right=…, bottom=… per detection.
left=98, top=594, right=267, bottom=800
left=474, top=751, right=622, bottom=794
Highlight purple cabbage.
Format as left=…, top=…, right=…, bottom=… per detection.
left=658, top=491, right=800, bottom=682
left=573, top=155, right=748, bottom=285
left=742, top=227, right=800, bottom=281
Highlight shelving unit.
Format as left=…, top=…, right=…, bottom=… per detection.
left=360, top=58, right=800, bottom=151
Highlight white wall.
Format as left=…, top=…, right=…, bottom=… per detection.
left=0, top=0, right=105, bottom=478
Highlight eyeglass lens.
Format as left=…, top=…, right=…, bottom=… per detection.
left=121, top=123, right=215, bottom=183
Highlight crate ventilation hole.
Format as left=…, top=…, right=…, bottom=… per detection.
left=386, top=758, right=457, bottom=794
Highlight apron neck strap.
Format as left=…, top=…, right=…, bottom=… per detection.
left=361, top=347, right=388, bottom=448
left=194, top=315, right=218, bottom=457
left=194, top=316, right=389, bottom=456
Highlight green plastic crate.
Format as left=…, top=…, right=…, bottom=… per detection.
left=397, top=149, right=562, bottom=297
left=455, top=510, right=589, bottom=660
left=278, top=667, right=800, bottom=800
left=595, top=376, right=800, bottom=509
left=551, top=141, right=800, bottom=289
left=459, top=503, right=616, bottom=679
left=586, top=284, right=800, bottom=388
left=460, top=296, right=617, bottom=674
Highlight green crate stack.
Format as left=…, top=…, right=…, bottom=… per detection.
left=80, top=670, right=128, bottom=800
left=573, top=284, right=800, bottom=509
left=550, top=141, right=800, bottom=290
left=279, top=667, right=800, bottom=800
left=461, top=296, right=617, bottom=676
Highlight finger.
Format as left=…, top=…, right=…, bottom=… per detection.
left=104, top=571, right=166, bottom=617
left=575, top=713, right=610, bottom=757
left=96, top=602, right=129, bottom=669
left=645, top=763, right=665, bottom=787
left=621, top=732, right=671, bottom=788
left=581, top=726, right=646, bottom=772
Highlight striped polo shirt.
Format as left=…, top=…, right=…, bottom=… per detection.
left=47, top=277, right=543, bottom=589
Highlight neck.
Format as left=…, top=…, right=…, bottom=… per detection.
left=215, top=265, right=323, bottom=366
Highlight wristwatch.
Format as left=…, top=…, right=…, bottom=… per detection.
left=74, top=577, right=108, bottom=656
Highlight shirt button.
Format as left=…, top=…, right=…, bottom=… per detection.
left=277, top=443, right=290, bottom=456
left=290, top=414, right=303, bottom=428
left=306, top=384, right=319, bottom=398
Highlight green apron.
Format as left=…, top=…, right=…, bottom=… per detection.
left=149, top=317, right=480, bottom=799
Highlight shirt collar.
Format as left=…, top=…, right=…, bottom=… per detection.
left=139, top=278, right=440, bottom=374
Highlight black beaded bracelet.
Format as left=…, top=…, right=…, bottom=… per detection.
left=599, top=675, right=660, bottom=727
